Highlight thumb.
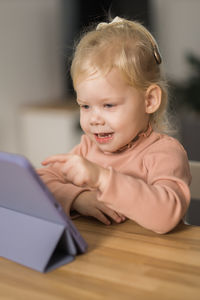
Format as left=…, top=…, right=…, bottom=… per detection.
left=42, top=154, right=70, bottom=166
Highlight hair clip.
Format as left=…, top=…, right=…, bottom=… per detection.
left=96, top=16, right=124, bottom=30
left=96, top=22, right=108, bottom=30
left=153, top=45, right=162, bottom=64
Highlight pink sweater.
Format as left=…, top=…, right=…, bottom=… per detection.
left=38, top=130, right=191, bottom=234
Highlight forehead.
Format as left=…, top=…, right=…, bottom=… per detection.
left=75, top=67, right=130, bottom=90
left=76, top=69, right=128, bottom=95
left=76, top=69, right=145, bottom=105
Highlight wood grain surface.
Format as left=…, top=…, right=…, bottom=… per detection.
left=1, top=217, right=200, bottom=300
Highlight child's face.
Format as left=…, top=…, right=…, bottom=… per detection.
left=76, top=68, right=150, bottom=153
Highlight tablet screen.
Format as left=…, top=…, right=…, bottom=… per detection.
left=0, top=152, right=67, bottom=225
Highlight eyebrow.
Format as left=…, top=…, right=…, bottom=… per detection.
left=77, top=98, right=88, bottom=103
left=77, top=96, right=124, bottom=103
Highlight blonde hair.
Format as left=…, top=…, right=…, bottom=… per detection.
left=71, top=17, right=170, bottom=134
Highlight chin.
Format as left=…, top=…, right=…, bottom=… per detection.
left=97, top=144, right=119, bottom=153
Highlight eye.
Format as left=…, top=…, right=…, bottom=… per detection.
left=104, top=103, right=115, bottom=108
left=80, top=104, right=90, bottom=110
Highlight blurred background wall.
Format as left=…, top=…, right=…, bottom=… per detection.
left=0, top=0, right=66, bottom=153
left=151, top=0, right=200, bottom=82
left=0, top=0, right=200, bottom=166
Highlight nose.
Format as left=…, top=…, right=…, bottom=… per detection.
left=89, top=107, right=105, bottom=126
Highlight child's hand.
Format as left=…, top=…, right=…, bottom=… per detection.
left=42, top=154, right=109, bottom=191
left=72, top=191, right=126, bottom=225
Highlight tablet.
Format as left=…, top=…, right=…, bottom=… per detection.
left=0, top=151, right=87, bottom=272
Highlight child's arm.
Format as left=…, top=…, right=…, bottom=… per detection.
left=37, top=136, right=91, bottom=218
left=38, top=135, right=125, bottom=224
left=72, top=190, right=126, bottom=225
left=41, top=154, right=109, bottom=191
left=42, top=140, right=191, bottom=234
left=37, top=164, right=89, bottom=216
left=38, top=165, right=124, bottom=224
left=96, top=141, right=191, bottom=234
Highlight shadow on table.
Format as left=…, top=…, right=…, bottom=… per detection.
left=74, top=216, right=125, bottom=252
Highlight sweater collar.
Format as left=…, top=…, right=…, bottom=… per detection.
left=115, top=123, right=153, bottom=154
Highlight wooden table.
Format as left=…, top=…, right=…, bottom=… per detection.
left=1, top=217, right=200, bottom=300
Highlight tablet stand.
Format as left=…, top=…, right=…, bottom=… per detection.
left=0, top=206, right=75, bottom=272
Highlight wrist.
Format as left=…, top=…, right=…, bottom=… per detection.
left=96, top=167, right=110, bottom=192
left=71, top=190, right=89, bottom=210
left=71, top=190, right=96, bottom=210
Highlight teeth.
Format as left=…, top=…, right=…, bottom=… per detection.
left=97, top=133, right=112, bottom=137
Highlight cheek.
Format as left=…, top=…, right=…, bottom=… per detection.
left=104, top=111, right=122, bottom=126
left=80, top=113, right=89, bottom=130
left=113, top=112, right=134, bottom=130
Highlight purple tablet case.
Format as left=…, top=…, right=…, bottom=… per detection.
left=0, top=152, right=87, bottom=272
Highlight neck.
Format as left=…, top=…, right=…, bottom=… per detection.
left=115, top=123, right=152, bottom=153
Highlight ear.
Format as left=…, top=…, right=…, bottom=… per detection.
left=144, top=85, right=162, bottom=114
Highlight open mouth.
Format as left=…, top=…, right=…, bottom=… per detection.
left=94, top=132, right=114, bottom=143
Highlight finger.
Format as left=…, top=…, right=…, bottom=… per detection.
left=36, top=168, right=43, bottom=175
left=93, top=209, right=111, bottom=225
left=42, top=154, right=70, bottom=166
left=116, top=212, right=126, bottom=222
left=98, top=204, right=124, bottom=223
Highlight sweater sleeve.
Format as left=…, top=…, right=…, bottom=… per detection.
left=37, top=135, right=90, bottom=216
left=97, top=139, right=191, bottom=234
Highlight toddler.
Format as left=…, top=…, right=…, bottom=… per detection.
left=38, top=17, right=191, bottom=234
